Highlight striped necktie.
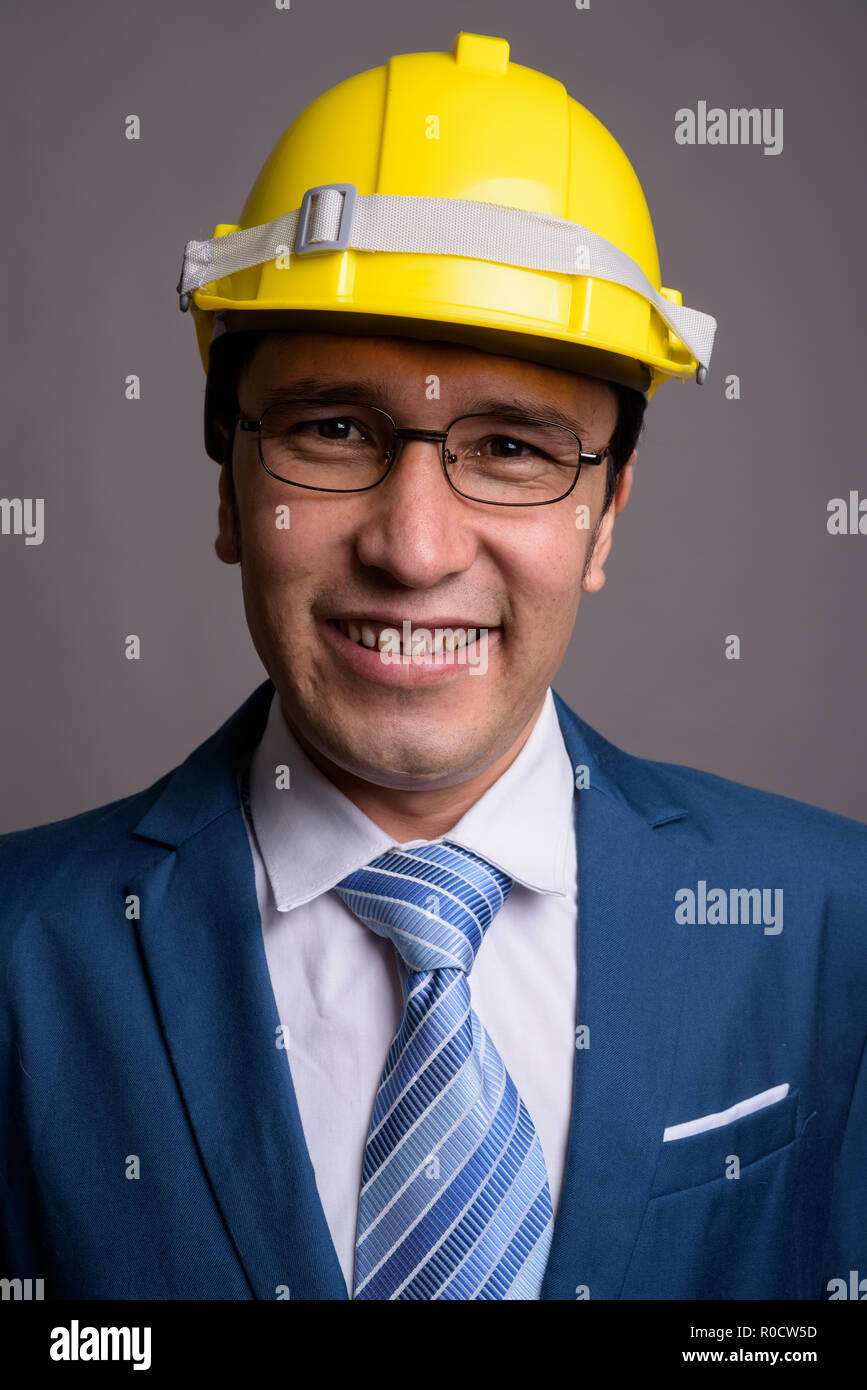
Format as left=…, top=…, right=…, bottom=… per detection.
left=335, top=840, right=554, bottom=1300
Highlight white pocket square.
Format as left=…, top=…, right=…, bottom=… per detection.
left=663, top=1083, right=790, bottom=1142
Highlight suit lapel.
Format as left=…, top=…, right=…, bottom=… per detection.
left=127, top=680, right=347, bottom=1301
left=541, top=696, right=698, bottom=1300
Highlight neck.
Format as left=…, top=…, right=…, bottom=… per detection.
left=284, top=700, right=546, bottom=842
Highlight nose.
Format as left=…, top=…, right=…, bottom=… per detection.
left=352, top=437, right=480, bottom=588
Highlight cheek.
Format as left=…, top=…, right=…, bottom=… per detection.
left=504, top=511, right=589, bottom=623
left=240, top=488, right=346, bottom=589
left=239, top=508, right=326, bottom=661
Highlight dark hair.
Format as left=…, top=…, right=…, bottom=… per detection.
left=205, top=330, right=646, bottom=515
left=603, top=381, right=646, bottom=513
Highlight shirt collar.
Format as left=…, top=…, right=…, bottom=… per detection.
left=246, top=686, right=575, bottom=911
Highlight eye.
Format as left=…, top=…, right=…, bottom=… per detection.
left=484, top=434, right=540, bottom=459
left=469, top=433, right=558, bottom=466
left=297, top=415, right=370, bottom=442
left=448, top=415, right=578, bottom=468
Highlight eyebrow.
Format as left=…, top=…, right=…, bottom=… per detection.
left=256, top=380, right=592, bottom=438
left=460, top=397, right=592, bottom=437
left=259, top=379, right=394, bottom=409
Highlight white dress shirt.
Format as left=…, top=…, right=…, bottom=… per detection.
left=238, top=685, right=578, bottom=1295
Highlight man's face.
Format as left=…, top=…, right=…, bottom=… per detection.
left=218, top=332, right=627, bottom=791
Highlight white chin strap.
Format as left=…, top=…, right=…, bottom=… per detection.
left=177, top=183, right=716, bottom=380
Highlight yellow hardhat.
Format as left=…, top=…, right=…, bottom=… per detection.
left=177, top=32, right=716, bottom=400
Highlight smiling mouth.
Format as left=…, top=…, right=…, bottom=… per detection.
left=328, top=618, right=495, bottom=656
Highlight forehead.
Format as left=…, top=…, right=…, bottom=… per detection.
left=240, top=331, right=618, bottom=421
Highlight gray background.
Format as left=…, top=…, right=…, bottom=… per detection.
left=1, top=0, right=865, bottom=831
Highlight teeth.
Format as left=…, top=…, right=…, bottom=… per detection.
left=335, top=620, right=483, bottom=655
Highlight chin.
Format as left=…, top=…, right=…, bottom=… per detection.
left=329, top=733, right=476, bottom=789
left=277, top=669, right=503, bottom=784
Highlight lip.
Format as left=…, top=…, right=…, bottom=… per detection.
left=328, top=614, right=495, bottom=629
left=318, top=618, right=500, bottom=687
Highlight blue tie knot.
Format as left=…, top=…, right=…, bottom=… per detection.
left=335, top=840, right=513, bottom=974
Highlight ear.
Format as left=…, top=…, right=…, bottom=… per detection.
left=581, top=450, right=636, bottom=594
left=215, top=462, right=241, bottom=564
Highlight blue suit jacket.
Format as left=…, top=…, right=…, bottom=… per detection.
left=2, top=679, right=865, bottom=1300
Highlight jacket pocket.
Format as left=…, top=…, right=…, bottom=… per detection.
left=650, top=1086, right=801, bottom=1198
left=622, top=1128, right=810, bottom=1299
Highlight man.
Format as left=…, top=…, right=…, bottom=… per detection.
left=1, top=32, right=864, bottom=1302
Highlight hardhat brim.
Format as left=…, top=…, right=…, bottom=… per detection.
left=209, top=306, right=654, bottom=395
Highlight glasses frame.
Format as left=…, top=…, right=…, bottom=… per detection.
left=235, top=398, right=612, bottom=508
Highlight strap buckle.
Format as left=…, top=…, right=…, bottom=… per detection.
left=294, top=183, right=359, bottom=256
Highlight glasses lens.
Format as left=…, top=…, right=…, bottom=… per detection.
left=445, top=415, right=581, bottom=503
left=259, top=400, right=392, bottom=489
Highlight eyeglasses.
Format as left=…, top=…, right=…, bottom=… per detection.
left=236, top=399, right=612, bottom=507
